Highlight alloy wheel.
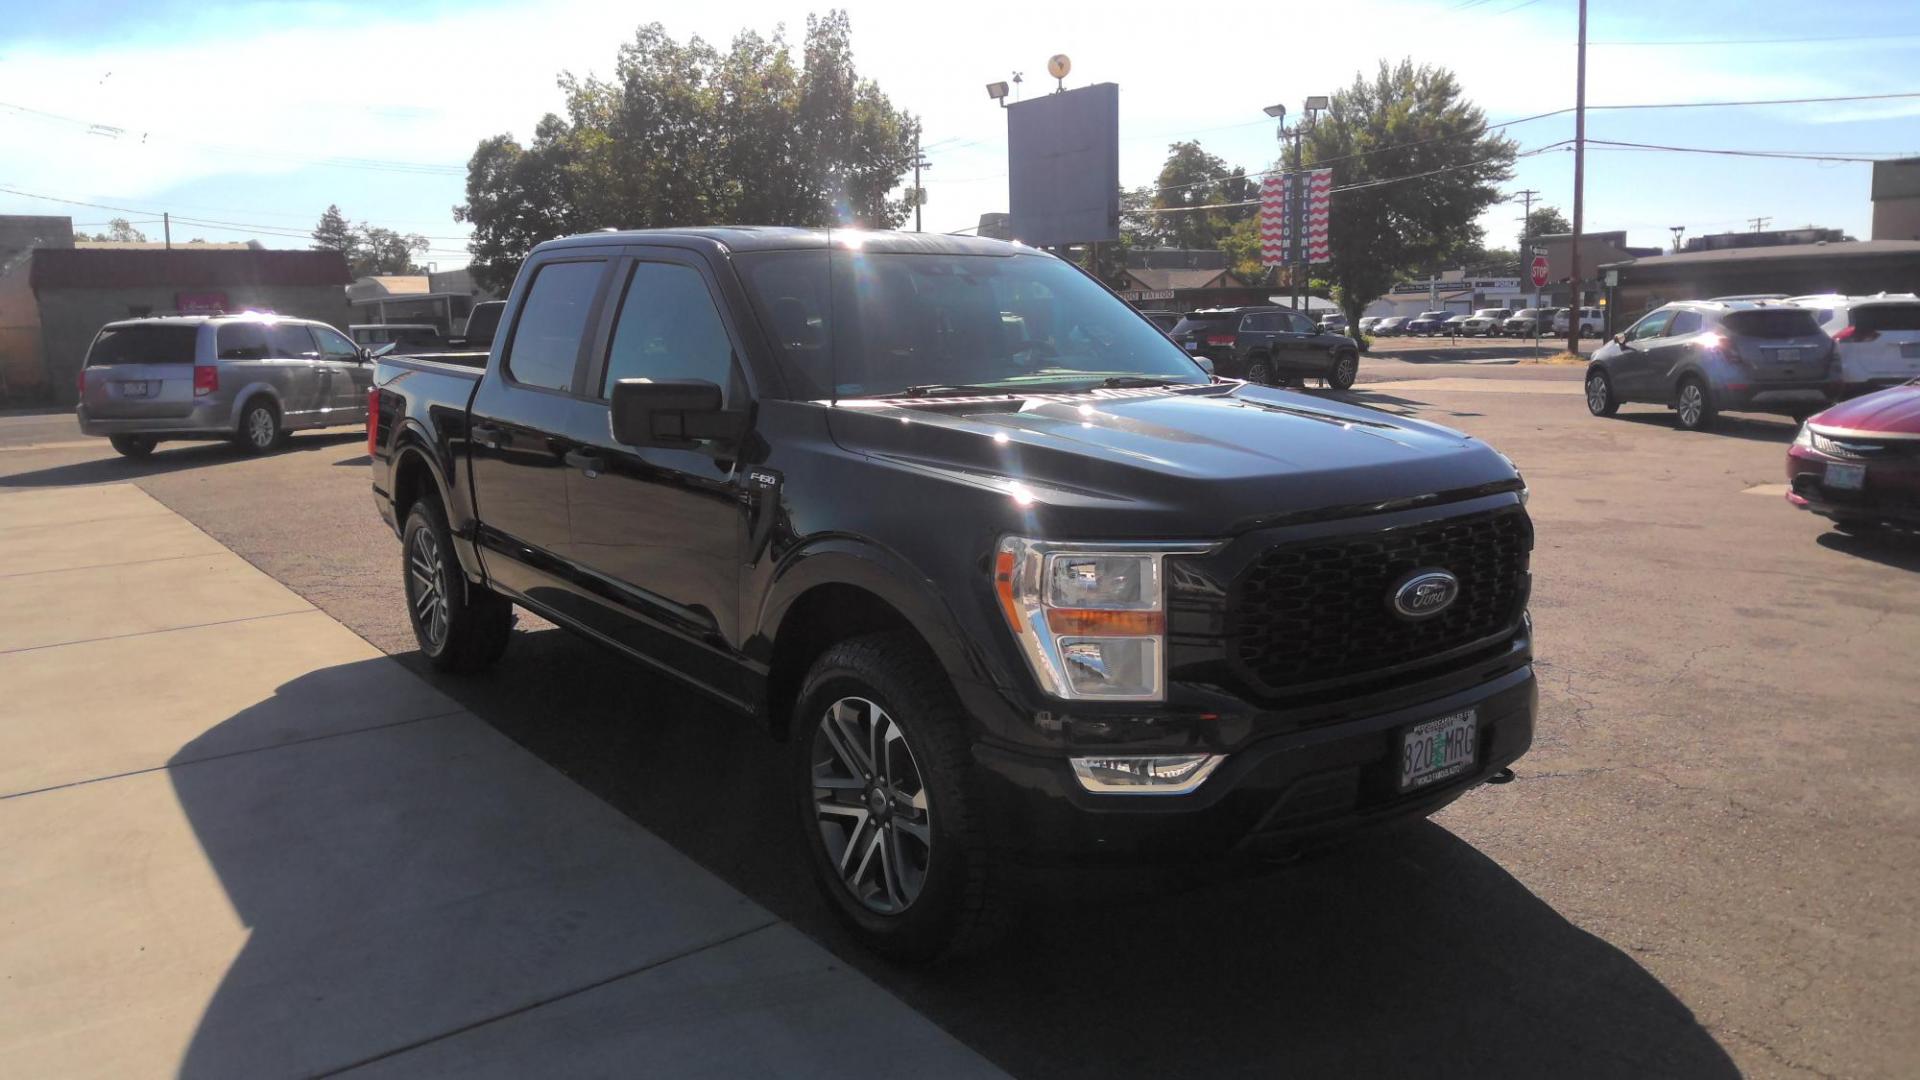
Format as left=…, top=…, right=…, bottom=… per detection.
left=811, top=696, right=931, bottom=915
left=1587, top=375, right=1609, bottom=413
left=408, top=527, right=450, bottom=649
left=247, top=407, right=276, bottom=448
left=1678, top=383, right=1705, bottom=428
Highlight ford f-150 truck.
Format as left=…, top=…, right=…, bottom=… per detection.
left=369, top=227, right=1537, bottom=961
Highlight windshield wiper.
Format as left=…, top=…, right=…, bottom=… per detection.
left=898, top=382, right=1019, bottom=398
left=1100, top=376, right=1188, bottom=388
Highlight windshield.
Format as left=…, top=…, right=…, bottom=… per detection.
left=1473, top=309, right=1503, bottom=318
left=739, top=249, right=1210, bottom=399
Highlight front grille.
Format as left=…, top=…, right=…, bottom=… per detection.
left=1227, top=508, right=1531, bottom=695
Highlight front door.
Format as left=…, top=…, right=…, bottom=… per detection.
left=562, top=250, right=750, bottom=702
left=466, top=255, right=613, bottom=613
left=1277, top=310, right=1319, bottom=374
left=1613, top=308, right=1674, bottom=400
left=308, top=323, right=371, bottom=420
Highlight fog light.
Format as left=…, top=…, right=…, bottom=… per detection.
left=1070, top=753, right=1225, bottom=795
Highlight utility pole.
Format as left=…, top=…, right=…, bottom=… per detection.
left=911, top=133, right=931, bottom=233
left=1565, top=0, right=1587, bottom=357
left=1669, top=225, right=1685, bottom=253
left=1513, top=188, right=1539, bottom=246
left=1749, top=216, right=1771, bottom=232
left=163, top=212, right=171, bottom=251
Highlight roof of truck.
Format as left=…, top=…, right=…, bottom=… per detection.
left=535, top=226, right=1027, bottom=257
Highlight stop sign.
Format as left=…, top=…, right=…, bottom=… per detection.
left=1530, top=255, right=1550, bottom=288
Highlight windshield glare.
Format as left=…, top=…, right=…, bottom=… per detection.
left=740, top=250, right=1210, bottom=399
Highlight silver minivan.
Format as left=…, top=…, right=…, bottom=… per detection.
left=76, top=314, right=376, bottom=458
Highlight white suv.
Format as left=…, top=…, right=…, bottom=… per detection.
left=1794, top=294, right=1920, bottom=396
left=1553, top=307, right=1603, bottom=338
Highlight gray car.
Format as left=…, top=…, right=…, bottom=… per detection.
left=1584, top=300, right=1836, bottom=431
left=76, top=314, right=376, bottom=458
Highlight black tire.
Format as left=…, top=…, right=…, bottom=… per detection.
left=402, top=496, right=513, bottom=672
left=1675, top=376, right=1715, bottom=431
left=1244, top=356, right=1274, bottom=386
left=1585, top=369, right=1619, bottom=417
left=1326, top=351, right=1359, bottom=391
left=234, top=398, right=284, bottom=454
left=109, top=434, right=156, bottom=459
left=793, top=632, right=1007, bottom=962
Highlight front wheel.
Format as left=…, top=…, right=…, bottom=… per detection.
left=1326, top=351, right=1359, bottom=390
left=794, top=633, right=1007, bottom=962
left=1675, top=376, right=1715, bottom=431
left=1585, top=369, right=1619, bottom=417
left=402, top=496, right=513, bottom=672
left=109, top=434, right=156, bottom=459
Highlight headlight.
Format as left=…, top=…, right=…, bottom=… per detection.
left=994, top=537, right=1212, bottom=701
left=1794, top=421, right=1814, bottom=449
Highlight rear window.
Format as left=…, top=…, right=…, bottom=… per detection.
left=1852, top=304, right=1920, bottom=334
left=1170, top=314, right=1237, bottom=336
left=217, top=323, right=271, bottom=360
left=86, top=324, right=199, bottom=365
left=1721, top=310, right=1821, bottom=339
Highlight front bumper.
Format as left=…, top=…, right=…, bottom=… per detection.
left=76, top=402, right=236, bottom=438
left=1786, top=445, right=1920, bottom=524
left=970, top=663, right=1536, bottom=860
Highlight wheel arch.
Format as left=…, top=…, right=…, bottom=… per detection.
left=390, top=428, right=484, bottom=584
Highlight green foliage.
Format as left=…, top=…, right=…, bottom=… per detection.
left=311, top=205, right=429, bottom=277
left=1140, top=141, right=1255, bottom=252
left=75, top=218, right=148, bottom=243
left=455, top=11, right=917, bottom=293
left=1295, top=60, right=1517, bottom=326
left=1520, top=205, right=1570, bottom=252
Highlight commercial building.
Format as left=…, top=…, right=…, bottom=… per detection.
left=1682, top=227, right=1849, bottom=252
left=1600, top=239, right=1920, bottom=328
left=345, top=267, right=493, bottom=337
left=0, top=215, right=352, bottom=404
left=1872, top=158, right=1920, bottom=242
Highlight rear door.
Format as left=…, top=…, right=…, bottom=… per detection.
left=559, top=248, right=752, bottom=699
left=466, top=253, right=615, bottom=611
left=308, top=323, right=370, bottom=419
left=79, top=323, right=202, bottom=420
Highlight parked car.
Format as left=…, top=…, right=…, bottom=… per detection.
left=1794, top=294, right=1920, bottom=397
left=369, top=227, right=1536, bottom=960
left=1442, top=313, right=1473, bottom=335
left=1503, top=309, right=1548, bottom=337
left=1167, top=306, right=1266, bottom=368
left=76, top=313, right=374, bottom=458
left=1317, top=313, right=1349, bottom=333
left=1373, top=315, right=1409, bottom=336
left=1460, top=308, right=1514, bottom=337
left=1553, top=307, right=1604, bottom=337
left=460, top=300, right=506, bottom=348
left=1227, top=308, right=1362, bottom=388
left=1786, top=380, right=1920, bottom=531
left=1357, top=316, right=1382, bottom=334
left=1405, top=310, right=1453, bottom=336
left=350, top=323, right=447, bottom=350
left=1584, top=300, right=1836, bottom=431
left=1138, top=310, right=1183, bottom=333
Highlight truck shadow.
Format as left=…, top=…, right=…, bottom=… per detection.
left=395, top=627, right=1739, bottom=1079
left=0, top=431, right=364, bottom=488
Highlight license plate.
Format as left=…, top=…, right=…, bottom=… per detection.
left=1399, top=708, right=1478, bottom=791
left=1184, top=342, right=1200, bottom=352
left=1767, top=348, right=1802, bottom=364
left=117, top=380, right=152, bottom=398
left=1825, top=462, right=1866, bottom=491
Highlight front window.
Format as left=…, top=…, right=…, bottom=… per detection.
left=739, top=250, right=1209, bottom=400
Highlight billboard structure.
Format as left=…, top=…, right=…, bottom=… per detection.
left=1260, top=168, right=1332, bottom=266
left=1006, top=82, right=1120, bottom=248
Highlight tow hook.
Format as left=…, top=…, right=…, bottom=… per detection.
left=1484, top=767, right=1515, bottom=786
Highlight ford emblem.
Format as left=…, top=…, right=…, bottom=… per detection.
left=1390, top=569, right=1459, bottom=620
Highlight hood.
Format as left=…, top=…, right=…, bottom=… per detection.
left=825, top=383, right=1520, bottom=537
left=1812, top=382, right=1920, bottom=436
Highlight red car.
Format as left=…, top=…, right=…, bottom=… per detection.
left=1786, top=380, right=1920, bottom=531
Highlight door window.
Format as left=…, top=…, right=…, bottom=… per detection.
left=1286, top=312, right=1316, bottom=334
left=310, top=325, right=359, bottom=360
left=600, top=262, right=736, bottom=400
left=1628, top=310, right=1675, bottom=341
left=505, top=260, right=605, bottom=392
left=268, top=323, right=318, bottom=359
left=1667, top=311, right=1702, bottom=337
left=216, top=323, right=271, bottom=360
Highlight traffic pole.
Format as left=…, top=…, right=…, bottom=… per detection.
left=1566, top=0, right=1587, bottom=356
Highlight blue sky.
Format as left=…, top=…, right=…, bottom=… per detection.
left=2, top=0, right=1916, bottom=266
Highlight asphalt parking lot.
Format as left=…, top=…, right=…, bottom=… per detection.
left=3, top=360, right=1915, bottom=1079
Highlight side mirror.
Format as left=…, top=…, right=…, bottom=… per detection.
left=1612, top=333, right=1628, bottom=347
left=369, top=342, right=397, bottom=359
left=610, top=378, right=744, bottom=447
left=1195, top=355, right=1216, bottom=376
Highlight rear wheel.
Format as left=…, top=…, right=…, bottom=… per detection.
left=1585, top=369, right=1619, bottom=417
left=234, top=398, right=283, bottom=454
left=108, top=434, right=156, bottom=459
left=1326, top=351, right=1359, bottom=390
left=1675, top=376, right=1715, bottom=431
left=794, top=632, right=1007, bottom=962
left=402, top=496, right=513, bottom=672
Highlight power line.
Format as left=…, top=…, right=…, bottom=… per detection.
left=1588, top=89, right=1920, bottom=111
left=1585, top=138, right=1908, bottom=163
left=1123, top=141, right=1572, bottom=215
left=1588, top=31, right=1920, bottom=46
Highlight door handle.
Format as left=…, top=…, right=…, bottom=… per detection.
left=470, top=424, right=509, bottom=449
left=564, top=449, right=608, bottom=477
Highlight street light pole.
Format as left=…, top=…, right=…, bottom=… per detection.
left=1566, top=0, right=1587, bottom=356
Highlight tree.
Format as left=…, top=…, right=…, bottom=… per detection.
left=1292, top=60, right=1518, bottom=331
left=310, top=206, right=430, bottom=277
left=1141, top=141, right=1254, bottom=253
left=455, top=12, right=917, bottom=293
left=1518, top=205, right=1570, bottom=255
left=74, top=218, right=148, bottom=243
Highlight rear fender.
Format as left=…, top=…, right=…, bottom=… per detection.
left=391, top=425, right=484, bottom=584
left=224, top=381, right=282, bottom=429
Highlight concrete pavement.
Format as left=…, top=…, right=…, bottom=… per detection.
left=0, top=483, right=1000, bottom=1078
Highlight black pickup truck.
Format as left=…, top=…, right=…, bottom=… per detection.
left=369, top=228, right=1536, bottom=960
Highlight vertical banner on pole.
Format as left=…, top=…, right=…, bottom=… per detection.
left=1259, top=173, right=1292, bottom=266
left=1306, top=168, right=1332, bottom=263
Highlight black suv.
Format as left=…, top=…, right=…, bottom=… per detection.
left=1169, top=306, right=1361, bottom=389
left=370, top=229, right=1534, bottom=960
